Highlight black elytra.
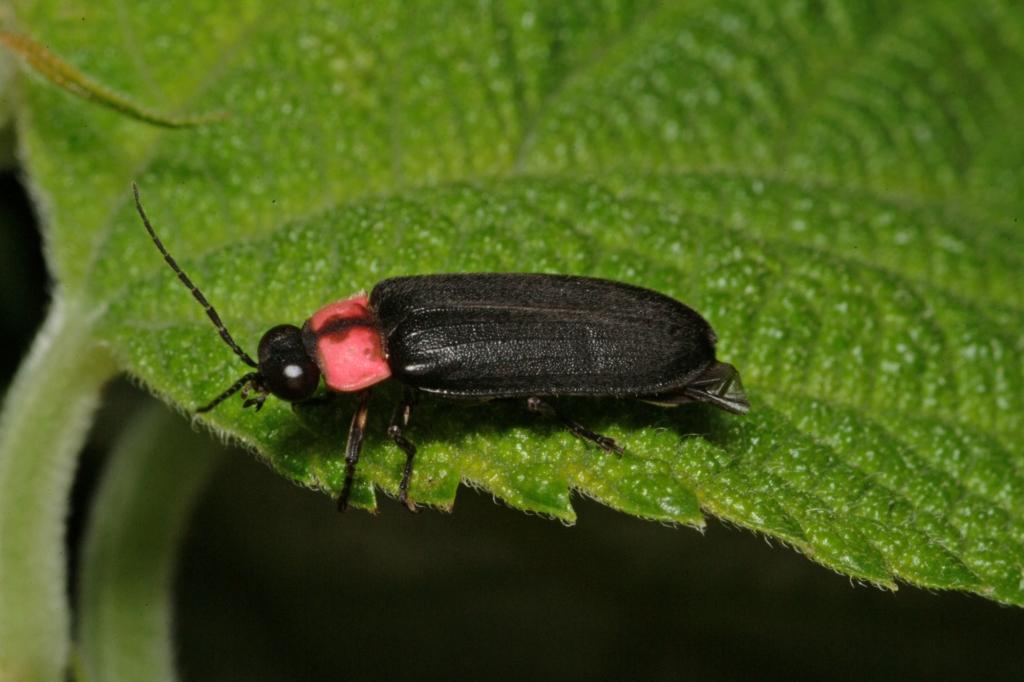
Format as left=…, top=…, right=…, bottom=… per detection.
left=132, top=183, right=750, bottom=514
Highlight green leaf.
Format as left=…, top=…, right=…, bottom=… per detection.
left=77, top=403, right=224, bottom=682
left=0, top=303, right=115, bottom=681
left=9, top=0, right=1024, bottom=603
left=0, top=30, right=227, bottom=128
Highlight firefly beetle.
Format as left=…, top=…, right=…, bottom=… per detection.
left=132, top=183, right=749, bottom=511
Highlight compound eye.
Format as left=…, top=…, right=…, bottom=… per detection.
left=264, top=357, right=320, bottom=401
left=257, top=324, right=322, bottom=402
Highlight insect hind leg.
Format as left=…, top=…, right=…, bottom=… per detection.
left=526, top=397, right=623, bottom=455
left=387, top=388, right=418, bottom=512
left=648, top=361, right=750, bottom=415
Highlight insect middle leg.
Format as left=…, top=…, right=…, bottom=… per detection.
left=387, top=388, right=418, bottom=512
left=338, top=389, right=372, bottom=512
left=526, top=397, right=623, bottom=454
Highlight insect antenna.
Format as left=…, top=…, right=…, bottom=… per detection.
left=132, top=182, right=258, bottom=369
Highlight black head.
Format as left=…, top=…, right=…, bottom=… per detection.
left=132, top=182, right=320, bottom=414
left=257, top=324, right=321, bottom=402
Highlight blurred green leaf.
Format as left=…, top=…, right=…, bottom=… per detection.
left=77, top=403, right=224, bottom=682
left=9, top=0, right=1024, bottom=602
left=0, top=30, right=227, bottom=128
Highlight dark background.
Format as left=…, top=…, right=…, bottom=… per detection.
left=1, top=173, right=1022, bottom=680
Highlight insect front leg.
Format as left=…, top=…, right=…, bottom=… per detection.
left=387, top=388, right=418, bottom=512
left=338, top=389, right=372, bottom=512
left=526, top=397, right=623, bottom=455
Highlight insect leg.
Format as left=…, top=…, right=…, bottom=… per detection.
left=526, top=397, right=623, bottom=455
left=387, top=388, right=418, bottom=512
left=645, top=361, right=750, bottom=415
left=195, top=372, right=261, bottom=413
left=337, top=389, right=372, bottom=512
